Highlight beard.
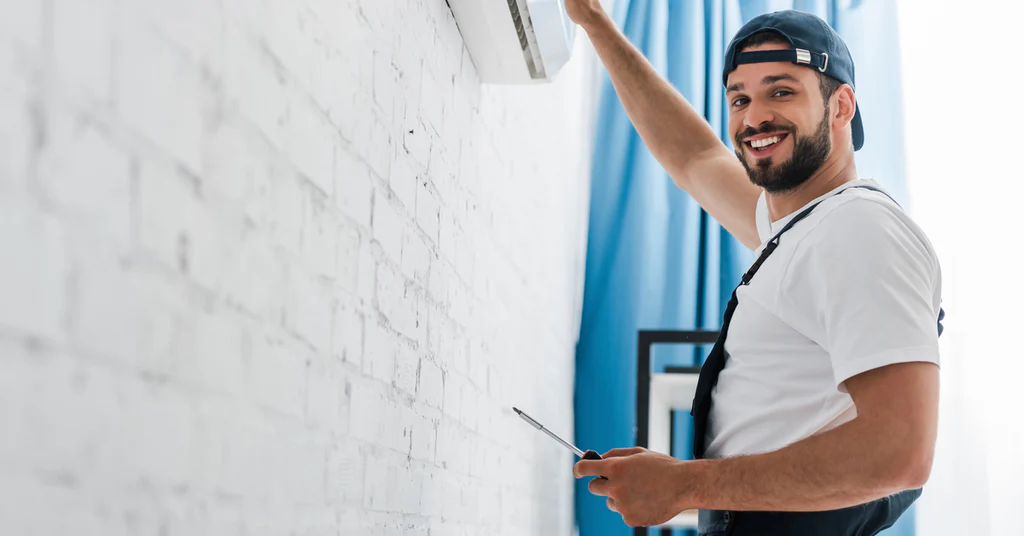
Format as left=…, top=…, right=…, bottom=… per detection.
left=735, top=104, right=832, bottom=193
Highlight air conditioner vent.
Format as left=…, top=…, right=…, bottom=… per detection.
left=449, top=0, right=576, bottom=84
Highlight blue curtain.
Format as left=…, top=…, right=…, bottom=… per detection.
left=573, top=1, right=911, bottom=535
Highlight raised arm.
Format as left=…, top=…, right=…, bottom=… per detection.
left=568, top=0, right=762, bottom=249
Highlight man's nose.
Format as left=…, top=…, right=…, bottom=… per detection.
left=744, top=100, right=775, bottom=130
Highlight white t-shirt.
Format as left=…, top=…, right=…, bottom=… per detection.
left=703, top=179, right=942, bottom=459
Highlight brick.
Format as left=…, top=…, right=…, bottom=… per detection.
left=403, top=120, right=430, bottom=169
left=424, top=303, right=442, bottom=357
left=123, top=380, right=203, bottom=487
left=285, top=270, right=333, bottom=352
left=257, top=1, right=321, bottom=91
left=414, top=180, right=439, bottom=243
left=400, top=228, right=431, bottom=286
left=350, top=378, right=388, bottom=444
left=246, top=334, right=307, bottom=418
left=186, top=203, right=240, bottom=292
left=375, top=262, right=417, bottom=340
left=283, top=98, right=336, bottom=194
left=332, top=56, right=375, bottom=148
left=476, top=397, right=493, bottom=441
left=327, top=441, right=363, bottom=506
left=332, top=303, right=364, bottom=365
left=372, top=194, right=404, bottom=264
left=468, top=339, right=489, bottom=389
left=53, top=0, right=114, bottom=99
left=37, top=116, right=132, bottom=246
left=126, top=0, right=225, bottom=73
left=305, top=0, right=360, bottom=97
left=174, top=311, right=245, bottom=396
left=472, top=245, right=492, bottom=299
left=438, top=472, right=463, bottom=520
left=418, top=66, right=444, bottom=137
left=426, top=257, right=450, bottom=306
left=116, top=23, right=211, bottom=173
left=263, top=173, right=306, bottom=251
left=392, top=462, right=423, bottom=514
left=362, top=452, right=388, bottom=511
left=372, top=50, right=398, bottom=116
left=454, top=229, right=475, bottom=282
left=222, top=233, right=287, bottom=320
left=392, top=404, right=417, bottom=455
left=275, top=439, right=327, bottom=503
left=438, top=211, right=457, bottom=262
left=301, top=194, right=338, bottom=279
left=434, top=317, right=462, bottom=375
left=460, top=385, right=478, bottom=431
left=409, top=414, right=436, bottom=462
left=389, top=152, right=417, bottom=211
left=442, top=374, right=462, bottom=419
left=355, top=235, right=376, bottom=304
left=448, top=280, right=471, bottom=326
left=335, top=147, right=374, bottom=228
left=336, top=221, right=360, bottom=295
left=69, top=247, right=182, bottom=373
left=418, top=360, right=443, bottom=410
left=0, top=197, right=67, bottom=341
left=392, top=345, right=418, bottom=395
left=0, top=1, right=41, bottom=60
left=0, top=74, right=31, bottom=192
left=201, top=122, right=267, bottom=203
left=362, top=320, right=395, bottom=383
left=136, top=162, right=198, bottom=268
left=0, top=342, right=82, bottom=473
left=221, top=24, right=289, bottom=144
left=305, top=357, right=343, bottom=430
left=351, top=103, right=392, bottom=183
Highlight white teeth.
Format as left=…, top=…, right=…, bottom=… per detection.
left=751, top=135, right=781, bottom=149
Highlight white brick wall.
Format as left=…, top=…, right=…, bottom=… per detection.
left=0, top=0, right=595, bottom=534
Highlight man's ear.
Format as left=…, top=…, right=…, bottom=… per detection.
left=834, top=84, right=857, bottom=127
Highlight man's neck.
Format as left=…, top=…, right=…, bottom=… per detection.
left=764, top=155, right=859, bottom=223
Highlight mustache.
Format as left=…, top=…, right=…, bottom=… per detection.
left=736, top=123, right=795, bottom=143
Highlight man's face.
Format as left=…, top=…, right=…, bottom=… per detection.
left=726, top=42, right=832, bottom=193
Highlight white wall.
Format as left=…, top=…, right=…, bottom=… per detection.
left=898, top=3, right=1024, bottom=535
left=0, top=0, right=595, bottom=533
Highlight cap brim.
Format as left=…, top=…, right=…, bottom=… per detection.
left=852, top=103, right=864, bottom=151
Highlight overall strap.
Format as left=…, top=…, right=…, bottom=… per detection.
left=742, top=185, right=866, bottom=285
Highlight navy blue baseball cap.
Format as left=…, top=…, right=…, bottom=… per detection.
left=723, top=10, right=863, bottom=151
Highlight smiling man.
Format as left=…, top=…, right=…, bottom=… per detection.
left=564, top=5, right=944, bottom=536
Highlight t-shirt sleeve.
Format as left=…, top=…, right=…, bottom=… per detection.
left=755, top=190, right=772, bottom=243
left=776, top=199, right=942, bottom=391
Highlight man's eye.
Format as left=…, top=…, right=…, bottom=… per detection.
left=773, top=90, right=793, bottom=97
left=731, top=97, right=749, bottom=107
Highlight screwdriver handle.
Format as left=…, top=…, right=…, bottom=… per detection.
left=581, top=450, right=608, bottom=480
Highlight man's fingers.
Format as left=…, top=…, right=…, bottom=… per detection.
left=601, top=447, right=645, bottom=458
left=589, top=475, right=611, bottom=496
left=573, top=459, right=606, bottom=478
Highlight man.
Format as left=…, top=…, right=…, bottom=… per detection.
left=567, top=4, right=944, bottom=536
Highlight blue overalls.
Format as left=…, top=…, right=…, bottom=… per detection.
left=690, top=185, right=945, bottom=536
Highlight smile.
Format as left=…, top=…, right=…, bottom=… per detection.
left=744, top=133, right=789, bottom=157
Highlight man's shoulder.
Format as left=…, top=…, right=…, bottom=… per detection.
left=805, top=187, right=932, bottom=251
left=780, top=192, right=940, bottom=294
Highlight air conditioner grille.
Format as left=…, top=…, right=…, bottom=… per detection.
left=505, top=0, right=546, bottom=79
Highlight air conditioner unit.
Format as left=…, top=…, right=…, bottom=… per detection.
left=448, top=0, right=577, bottom=84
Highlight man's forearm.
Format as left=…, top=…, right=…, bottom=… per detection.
left=578, top=12, right=762, bottom=248
left=682, top=416, right=926, bottom=512
left=581, top=12, right=724, bottom=184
